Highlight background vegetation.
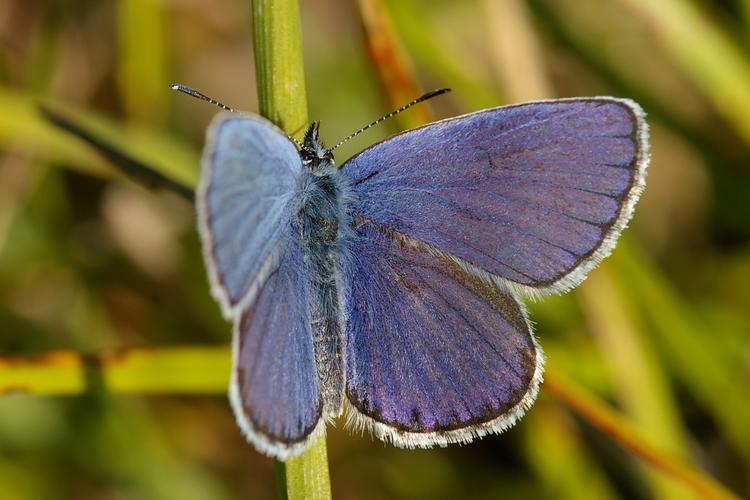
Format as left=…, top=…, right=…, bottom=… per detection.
left=1, top=0, right=749, bottom=498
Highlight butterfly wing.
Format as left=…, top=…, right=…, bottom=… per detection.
left=342, top=98, right=649, bottom=295
left=198, top=113, right=303, bottom=316
left=199, top=114, right=322, bottom=459
left=341, top=224, right=543, bottom=446
left=229, top=230, right=323, bottom=459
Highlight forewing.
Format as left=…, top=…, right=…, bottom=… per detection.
left=198, top=113, right=302, bottom=316
left=342, top=224, right=543, bottom=447
left=229, top=228, right=323, bottom=459
left=342, top=98, right=648, bottom=294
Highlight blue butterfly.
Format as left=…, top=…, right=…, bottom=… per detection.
left=189, top=86, right=649, bottom=459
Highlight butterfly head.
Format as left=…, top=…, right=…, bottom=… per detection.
left=300, top=121, right=334, bottom=171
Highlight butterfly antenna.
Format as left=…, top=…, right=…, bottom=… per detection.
left=170, top=83, right=304, bottom=148
left=170, top=84, right=235, bottom=112
left=331, top=88, right=450, bottom=151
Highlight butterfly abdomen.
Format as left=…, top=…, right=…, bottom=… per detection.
left=299, top=166, right=353, bottom=418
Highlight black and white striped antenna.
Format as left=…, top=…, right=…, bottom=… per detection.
left=170, top=83, right=305, bottom=148
left=170, top=84, right=450, bottom=152
left=170, top=84, right=235, bottom=112
left=331, top=87, right=450, bottom=151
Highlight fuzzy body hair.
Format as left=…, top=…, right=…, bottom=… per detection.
left=299, top=160, right=354, bottom=419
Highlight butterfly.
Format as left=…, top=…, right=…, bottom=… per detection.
left=193, top=87, right=649, bottom=460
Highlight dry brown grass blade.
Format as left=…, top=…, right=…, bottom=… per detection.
left=545, top=369, right=740, bottom=500
left=356, top=0, right=435, bottom=128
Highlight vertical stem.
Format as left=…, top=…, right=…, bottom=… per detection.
left=250, top=1, right=332, bottom=499
left=274, top=459, right=288, bottom=500
left=284, top=435, right=331, bottom=500
left=252, top=0, right=309, bottom=136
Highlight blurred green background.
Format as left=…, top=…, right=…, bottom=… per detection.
left=1, top=0, right=749, bottom=498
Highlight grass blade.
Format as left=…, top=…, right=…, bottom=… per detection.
left=546, top=369, right=740, bottom=500
left=251, top=1, right=332, bottom=498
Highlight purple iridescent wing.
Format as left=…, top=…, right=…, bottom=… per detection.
left=199, top=114, right=321, bottom=459
left=198, top=113, right=301, bottom=317
left=342, top=98, right=649, bottom=293
left=229, top=230, right=323, bottom=459
left=342, top=224, right=543, bottom=446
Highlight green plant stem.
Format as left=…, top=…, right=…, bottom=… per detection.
left=284, top=435, right=331, bottom=499
left=252, top=0, right=309, bottom=137
left=251, top=1, right=332, bottom=499
left=0, top=346, right=230, bottom=395
left=1, top=347, right=738, bottom=497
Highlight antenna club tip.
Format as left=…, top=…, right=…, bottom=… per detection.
left=169, top=84, right=180, bottom=90
left=424, top=87, right=451, bottom=98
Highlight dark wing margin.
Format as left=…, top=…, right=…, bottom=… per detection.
left=199, top=112, right=323, bottom=459
left=341, top=224, right=544, bottom=447
left=229, top=232, right=324, bottom=460
left=342, top=98, right=649, bottom=297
